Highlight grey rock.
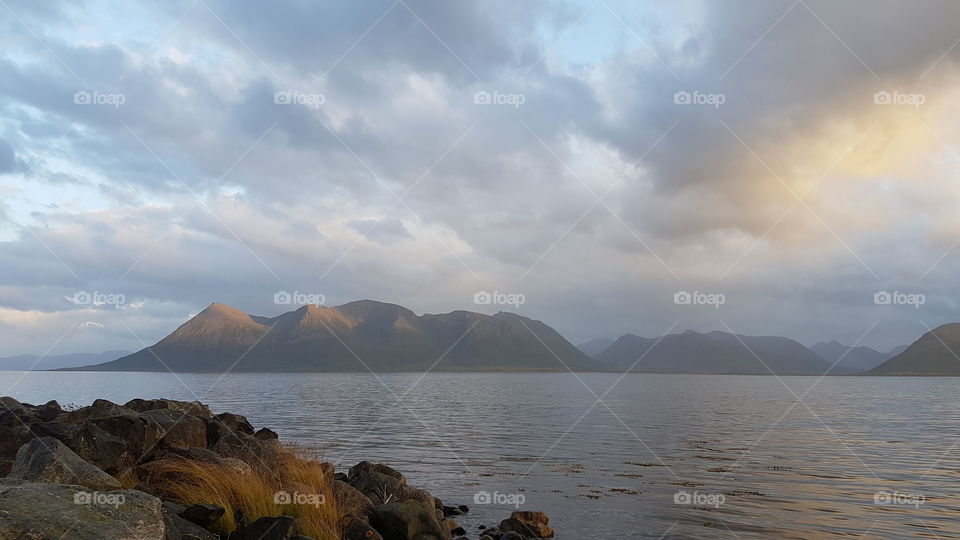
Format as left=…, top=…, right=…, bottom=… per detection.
left=0, top=479, right=167, bottom=540
left=7, top=436, right=121, bottom=490
left=371, top=500, right=450, bottom=540
left=180, top=503, right=226, bottom=528
left=227, top=516, right=298, bottom=540
left=335, top=479, right=375, bottom=521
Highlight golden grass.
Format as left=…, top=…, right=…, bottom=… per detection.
left=143, top=449, right=341, bottom=539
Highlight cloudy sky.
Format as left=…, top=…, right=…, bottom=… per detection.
left=2, top=0, right=960, bottom=355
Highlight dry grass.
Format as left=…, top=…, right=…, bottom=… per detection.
left=143, top=449, right=341, bottom=539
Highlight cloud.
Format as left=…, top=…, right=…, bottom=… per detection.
left=0, top=0, right=959, bottom=354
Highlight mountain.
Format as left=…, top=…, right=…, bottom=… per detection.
left=68, top=300, right=594, bottom=372
left=810, top=340, right=895, bottom=373
left=868, top=324, right=960, bottom=375
left=596, top=330, right=840, bottom=374
left=0, top=350, right=130, bottom=371
left=576, top=338, right=614, bottom=357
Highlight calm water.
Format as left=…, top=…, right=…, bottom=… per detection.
left=1, top=371, right=959, bottom=539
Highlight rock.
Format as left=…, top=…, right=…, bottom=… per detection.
left=88, top=412, right=165, bottom=465
left=212, top=431, right=279, bottom=471
left=37, top=400, right=62, bottom=421
left=141, top=409, right=207, bottom=448
left=442, top=505, right=464, bottom=516
left=30, top=420, right=131, bottom=473
left=7, top=436, right=121, bottom=490
left=0, top=479, right=167, bottom=539
left=254, top=427, right=279, bottom=440
left=0, top=425, right=33, bottom=476
left=499, top=511, right=553, bottom=538
left=371, top=500, right=450, bottom=540
left=334, top=472, right=349, bottom=482
left=125, top=398, right=213, bottom=419
left=227, top=516, right=298, bottom=540
left=213, top=413, right=255, bottom=435
left=341, top=514, right=384, bottom=540
left=349, top=468, right=432, bottom=507
left=501, top=533, right=524, bottom=540
left=443, top=519, right=465, bottom=537
left=163, top=506, right=217, bottom=540
left=335, top=479, right=375, bottom=521
left=457, top=505, right=469, bottom=514
left=163, top=500, right=187, bottom=514
left=221, top=456, right=254, bottom=476
left=63, top=398, right=136, bottom=422
left=180, top=502, right=226, bottom=528
left=350, top=461, right=406, bottom=484
left=167, top=445, right=230, bottom=466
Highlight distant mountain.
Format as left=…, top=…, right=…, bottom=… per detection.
left=810, top=340, right=895, bottom=373
left=868, top=324, right=960, bottom=375
left=0, top=351, right=130, bottom=371
left=576, top=338, right=614, bottom=357
left=886, top=344, right=909, bottom=357
left=597, top=330, right=841, bottom=375
left=68, top=301, right=594, bottom=372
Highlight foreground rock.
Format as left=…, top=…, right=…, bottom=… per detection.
left=7, top=436, right=121, bottom=491
left=0, top=396, right=549, bottom=540
left=0, top=479, right=166, bottom=540
left=371, top=500, right=450, bottom=540
left=499, top=511, right=555, bottom=538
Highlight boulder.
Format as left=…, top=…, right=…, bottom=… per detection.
left=348, top=469, right=432, bottom=507
left=0, top=479, right=167, bottom=539
left=163, top=506, right=217, bottom=540
left=350, top=461, right=406, bottom=484
left=254, top=427, right=279, bottom=440
left=227, top=516, right=298, bottom=540
left=30, top=419, right=131, bottom=473
left=211, top=431, right=279, bottom=470
left=125, top=398, right=213, bottom=419
left=501, top=533, right=524, bottom=540
left=87, top=412, right=165, bottom=467
left=7, top=436, right=121, bottom=490
left=141, top=409, right=207, bottom=448
left=0, top=425, right=33, bottom=476
left=37, top=400, right=62, bottom=421
left=335, top=479, right=375, bottom=521
left=341, top=514, right=384, bottom=540
left=63, top=398, right=136, bottom=422
left=180, top=503, right=226, bottom=528
left=213, top=413, right=255, bottom=435
left=443, top=519, right=465, bottom=537
left=499, top=511, right=553, bottom=538
left=371, top=500, right=450, bottom=540
left=166, top=445, right=230, bottom=466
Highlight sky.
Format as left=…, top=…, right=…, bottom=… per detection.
left=2, top=0, right=960, bottom=355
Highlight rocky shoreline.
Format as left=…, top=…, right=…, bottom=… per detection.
left=0, top=397, right=554, bottom=540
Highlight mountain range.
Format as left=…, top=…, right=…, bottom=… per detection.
left=808, top=341, right=900, bottom=373
left=69, top=301, right=594, bottom=372
left=594, top=330, right=840, bottom=375
left=9, top=299, right=956, bottom=375
left=868, top=324, right=960, bottom=375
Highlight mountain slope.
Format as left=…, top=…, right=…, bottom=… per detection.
left=597, top=330, right=839, bottom=374
left=576, top=338, right=614, bottom=357
left=810, top=340, right=893, bottom=373
left=70, top=300, right=594, bottom=372
left=0, top=350, right=131, bottom=371
left=868, top=324, right=960, bottom=375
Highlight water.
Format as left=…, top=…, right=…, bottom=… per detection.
left=1, top=371, right=958, bottom=539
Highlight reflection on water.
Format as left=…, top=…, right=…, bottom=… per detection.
left=2, top=372, right=958, bottom=538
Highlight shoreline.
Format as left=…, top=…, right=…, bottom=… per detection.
left=0, top=396, right=555, bottom=540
